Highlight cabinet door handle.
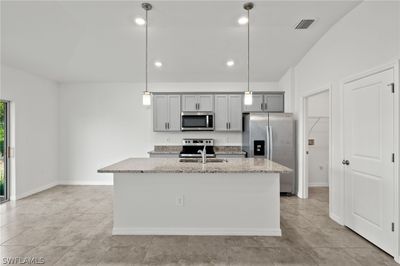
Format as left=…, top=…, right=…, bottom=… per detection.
left=198, top=103, right=200, bottom=110
left=261, top=103, right=263, bottom=110
left=168, top=122, right=170, bottom=130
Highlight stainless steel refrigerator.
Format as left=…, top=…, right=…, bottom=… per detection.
left=242, top=113, right=296, bottom=194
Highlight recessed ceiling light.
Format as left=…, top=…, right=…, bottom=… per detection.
left=154, top=61, right=162, bottom=67
left=226, top=60, right=235, bottom=67
left=238, top=16, right=248, bottom=25
left=135, top=17, right=146, bottom=26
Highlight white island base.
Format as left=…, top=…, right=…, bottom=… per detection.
left=112, top=172, right=281, bottom=236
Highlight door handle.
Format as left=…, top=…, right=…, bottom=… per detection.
left=261, top=103, right=263, bottom=110
left=269, top=125, right=273, bottom=159
left=198, top=103, right=200, bottom=110
left=229, top=122, right=231, bottom=129
left=342, top=160, right=350, bottom=165
left=167, top=122, right=170, bottom=130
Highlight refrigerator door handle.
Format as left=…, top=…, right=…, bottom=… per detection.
left=269, top=125, right=273, bottom=160
left=265, top=126, right=270, bottom=160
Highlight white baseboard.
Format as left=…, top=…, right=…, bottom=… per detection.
left=58, top=180, right=113, bottom=185
left=329, top=212, right=344, bottom=226
left=309, top=182, right=329, bottom=187
left=112, top=227, right=282, bottom=236
left=13, top=181, right=58, bottom=200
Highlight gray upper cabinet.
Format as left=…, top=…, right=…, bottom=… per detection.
left=214, top=94, right=242, bottom=132
left=264, top=94, right=284, bottom=112
left=153, top=95, right=181, bottom=131
left=167, top=95, right=181, bottom=130
left=181, top=95, right=197, bottom=112
left=153, top=92, right=282, bottom=132
left=243, top=93, right=284, bottom=113
left=214, top=95, right=229, bottom=131
left=228, top=95, right=243, bottom=131
left=243, top=94, right=263, bottom=112
left=182, top=94, right=213, bottom=112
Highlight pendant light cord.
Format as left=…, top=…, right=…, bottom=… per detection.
left=247, top=8, right=250, bottom=92
left=145, top=8, right=148, bottom=93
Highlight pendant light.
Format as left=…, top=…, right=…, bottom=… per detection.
left=142, top=2, right=152, bottom=106
left=243, top=2, right=254, bottom=106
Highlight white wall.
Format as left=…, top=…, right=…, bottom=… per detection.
left=307, top=91, right=329, bottom=118
left=58, top=82, right=279, bottom=184
left=307, top=91, right=329, bottom=187
left=292, top=1, right=400, bottom=223
left=278, top=68, right=295, bottom=113
left=0, top=64, right=59, bottom=199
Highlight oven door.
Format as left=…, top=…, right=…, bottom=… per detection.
left=181, top=113, right=214, bottom=131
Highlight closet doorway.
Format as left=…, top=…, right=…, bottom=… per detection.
left=301, top=86, right=332, bottom=202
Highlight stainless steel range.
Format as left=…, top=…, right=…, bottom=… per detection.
left=179, top=139, right=216, bottom=158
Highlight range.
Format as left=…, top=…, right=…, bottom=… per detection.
left=179, top=139, right=216, bottom=158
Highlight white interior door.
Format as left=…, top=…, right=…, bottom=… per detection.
left=343, top=68, right=395, bottom=255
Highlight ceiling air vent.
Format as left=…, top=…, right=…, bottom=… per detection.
left=295, top=19, right=315, bottom=29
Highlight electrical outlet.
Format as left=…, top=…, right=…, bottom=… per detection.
left=176, top=195, right=184, bottom=207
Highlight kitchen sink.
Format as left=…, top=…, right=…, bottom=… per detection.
left=179, top=158, right=228, bottom=163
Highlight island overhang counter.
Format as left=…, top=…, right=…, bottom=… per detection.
left=98, top=157, right=291, bottom=236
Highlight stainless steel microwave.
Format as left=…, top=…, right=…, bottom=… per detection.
left=181, top=112, right=214, bottom=131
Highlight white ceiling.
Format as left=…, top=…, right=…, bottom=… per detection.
left=1, top=1, right=361, bottom=83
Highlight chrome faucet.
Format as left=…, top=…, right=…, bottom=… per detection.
left=197, top=145, right=207, bottom=164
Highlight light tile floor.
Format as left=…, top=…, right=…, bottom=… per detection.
left=0, top=186, right=397, bottom=265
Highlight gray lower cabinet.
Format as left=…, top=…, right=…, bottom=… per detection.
left=243, top=93, right=284, bottom=113
left=149, top=153, right=244, bottom=158
left=153, top=95, right=181, bottom=131
left=216, top=154, right=246, bottom=159
left=182, top=94, right=213, bottom=112
left=214, top=94, right=242, bottom=132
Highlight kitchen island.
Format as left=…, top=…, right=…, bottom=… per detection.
left=98, top=157, right=291, bottom=236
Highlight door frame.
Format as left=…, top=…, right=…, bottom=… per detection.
left=340, top=60, right=400, bottom=262
left=298, top=84, right=332, bottom=200
left=0, top=100, right=10, bottom=203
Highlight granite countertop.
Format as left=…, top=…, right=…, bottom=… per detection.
left=98, top=158, right=291, bottom=174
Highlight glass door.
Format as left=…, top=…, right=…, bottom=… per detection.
left=0, top=101, right=9, bottom=203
